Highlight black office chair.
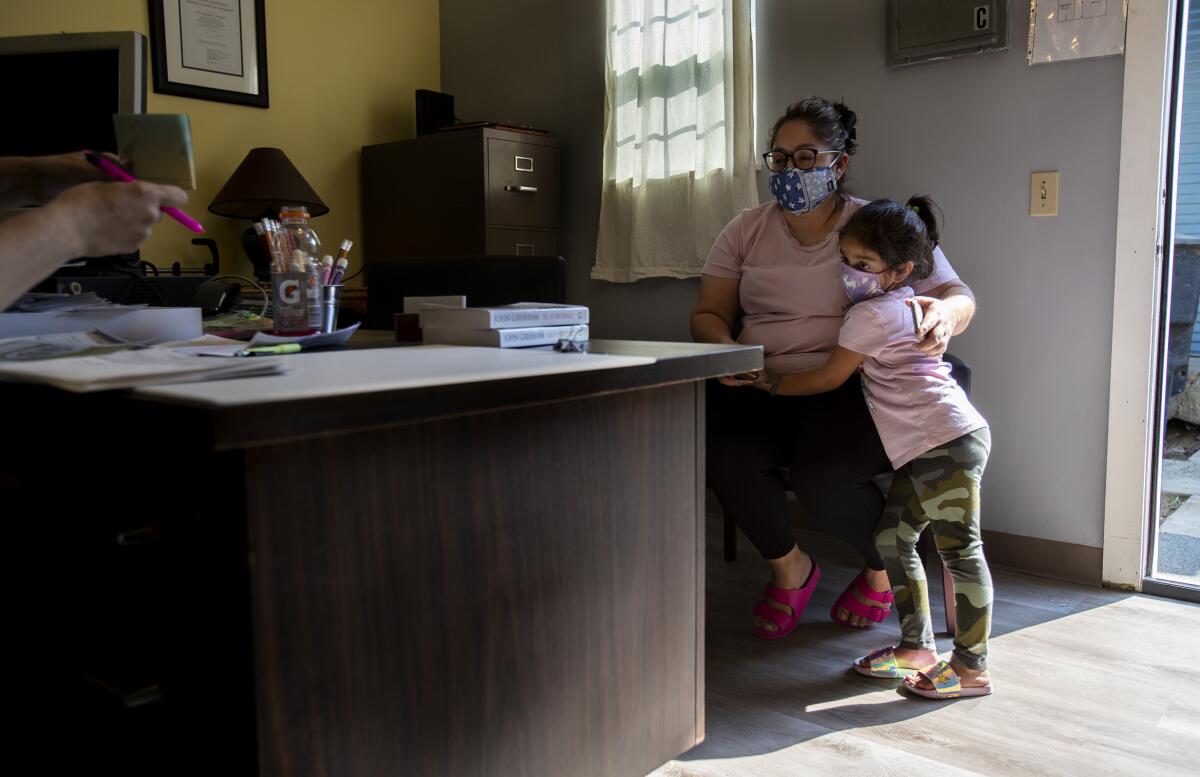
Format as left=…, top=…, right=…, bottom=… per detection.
left=366, top=255, right=567, bottom=330
left=719, top=355, right=973, bottom=635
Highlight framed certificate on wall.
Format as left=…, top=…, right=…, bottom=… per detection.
left=148, top=0, right=269, bottom=108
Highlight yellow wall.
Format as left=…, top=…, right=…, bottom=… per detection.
left=2, top=0, right=440, bottom=285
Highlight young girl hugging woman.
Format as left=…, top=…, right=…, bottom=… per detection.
left=755, top=196, right=994, bottom=699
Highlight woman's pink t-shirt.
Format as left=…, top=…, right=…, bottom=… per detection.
left=838, top=287, right=987, bottom=468
left=702, top=197, right=959, bottom=373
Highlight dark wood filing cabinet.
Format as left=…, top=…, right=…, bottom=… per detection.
left=361, top=127, right=560, bottom=263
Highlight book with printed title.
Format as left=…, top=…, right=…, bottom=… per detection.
left=418, top=302, right=589, bottom=330
left=422, top=324, right=588, bottom=348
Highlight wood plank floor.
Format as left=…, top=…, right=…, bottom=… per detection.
left=650, top=512, right=1200, bottom=777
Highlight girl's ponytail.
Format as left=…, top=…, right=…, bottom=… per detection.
left=905, top=195, right=941, bottom=248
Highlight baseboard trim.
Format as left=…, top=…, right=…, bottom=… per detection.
left=981, top=529, right=1102, bottom=587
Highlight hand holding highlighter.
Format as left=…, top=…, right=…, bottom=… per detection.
left=83, top=151, right=205, bottom=233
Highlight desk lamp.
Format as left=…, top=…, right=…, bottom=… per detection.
left=208, top=148, right=328, bottom=281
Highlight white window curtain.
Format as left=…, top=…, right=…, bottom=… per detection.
left=593, top=0, right=758, bottom=283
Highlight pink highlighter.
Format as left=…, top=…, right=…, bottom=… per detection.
left=83, top=151, right=205, bottom=233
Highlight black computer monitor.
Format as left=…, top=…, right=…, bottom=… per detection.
left=0, top=31, right=147, bottom=157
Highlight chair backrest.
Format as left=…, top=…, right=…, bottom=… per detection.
left=944, top=353, right=972, bottom=397
left=366, top=255, right=567, bottom=330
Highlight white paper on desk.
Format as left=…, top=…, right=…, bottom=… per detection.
left=0, top=330, right=130, bottom=361
left=0, top=307, right=201, bottom=343
left=11, top=292, right=138, bottom=312
left=0, top=345, right=286, bottom=392
left=248, top=322, right=360, bottom=349
left=157, top=334, right=253, bottom=358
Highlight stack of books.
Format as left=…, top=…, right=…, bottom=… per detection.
left=419, top=302, right=589, bottom=348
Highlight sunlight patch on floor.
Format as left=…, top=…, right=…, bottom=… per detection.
left=802, top=686, right=913, bottom=714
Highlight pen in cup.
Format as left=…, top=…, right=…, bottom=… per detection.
left=82, top=151, right=205, bottom=233
left=328, top=239, right=352, bottom=284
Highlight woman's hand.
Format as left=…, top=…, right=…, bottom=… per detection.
left=910, top=296, right=957, bottom=357
left=0, top=152, right=115, bottom=210
left=32, top=152, right=113, bottom=204
left=49, top=181, right=188, bottom=258
left=719, top=369, right=767, bottom=388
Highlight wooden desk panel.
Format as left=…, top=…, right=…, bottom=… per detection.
left=247, top=383, right=702, bottom=776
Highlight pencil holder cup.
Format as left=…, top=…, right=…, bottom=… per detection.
left=272, top=271, right=315, bottom=335
left=321, top=284, right=344, bottom=334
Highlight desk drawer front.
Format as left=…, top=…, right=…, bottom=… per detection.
left=487, top=139, right=558, bottom=228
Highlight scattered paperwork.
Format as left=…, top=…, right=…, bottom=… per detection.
left=0, top=332, right=285, bottom=392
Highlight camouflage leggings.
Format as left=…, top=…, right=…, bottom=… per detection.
left=875, top=427, right=992, bottom=671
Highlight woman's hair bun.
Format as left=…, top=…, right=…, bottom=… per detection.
left=834, top=102, right=858, bottom=154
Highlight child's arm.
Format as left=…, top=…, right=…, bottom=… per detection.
left=762, top=347, right=865, bottom=396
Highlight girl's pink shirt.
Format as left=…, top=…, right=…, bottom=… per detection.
left=839, top=286, right=987, bottom=468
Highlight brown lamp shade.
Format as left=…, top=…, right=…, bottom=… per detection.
left=208, top=147, right=329, bottom=219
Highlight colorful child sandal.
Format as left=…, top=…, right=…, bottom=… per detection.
left=752, top=561, right=822, bottom=640
left=830, top=570, right=894, bottom=627
left=904, top=660, right=993, bottom=700
left=852, top=646, right=917, bottom=678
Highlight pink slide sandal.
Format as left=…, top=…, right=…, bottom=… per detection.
left=752, top=562, right=821, bottom=640
left=830, top=570, right=893, bottom=627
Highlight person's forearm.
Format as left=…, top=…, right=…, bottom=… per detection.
left=774, top=369, right=840, bottom=396
left=0, top=157, right=39, bottom=210
left=936, top=282, right=976, bottom=335
left=691, top=311, right=738, bottom=344
left=0, top=205, right=84, bottom=309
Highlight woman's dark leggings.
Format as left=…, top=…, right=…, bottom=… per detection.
left=707, top=377, right=891, bottom=569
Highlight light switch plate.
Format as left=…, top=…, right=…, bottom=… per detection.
left=1030, top=171, right=1059, bottom=217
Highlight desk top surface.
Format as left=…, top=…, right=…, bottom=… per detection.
left=14, top=339, right=761, bottom=451
left=136, top=345, right=658, bottom=408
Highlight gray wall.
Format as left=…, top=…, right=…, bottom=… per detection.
left=441, top=0, right=1126, bottom=548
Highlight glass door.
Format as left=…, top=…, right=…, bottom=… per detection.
left=1148, top=0, right=1200, bottom=601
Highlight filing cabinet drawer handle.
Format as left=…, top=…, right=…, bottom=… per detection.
left=504, top=185, right=539, bottom=193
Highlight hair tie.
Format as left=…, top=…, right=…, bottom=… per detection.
left=908, top=204, right=920, bottom=214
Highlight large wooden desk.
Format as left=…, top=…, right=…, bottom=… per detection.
left=7, top=340, right=759, bottom=776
